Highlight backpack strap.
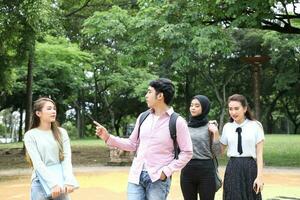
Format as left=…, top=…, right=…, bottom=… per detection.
left=137, top=110, right=151, bottom=141
left=134, top=110, right=151, bottom=157
left=169, top=112, right=179, bottom=159
left=136, top=110, right=180, bottom=160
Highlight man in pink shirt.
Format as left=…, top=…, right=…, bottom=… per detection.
left=95, top=78, right=193, bottom=200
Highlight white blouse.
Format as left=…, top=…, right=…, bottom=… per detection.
left=220, top=119, right=265, bottom=159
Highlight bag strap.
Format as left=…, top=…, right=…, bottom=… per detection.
left=209, top=128, right=219, bottom=168
left=134, top=110, right=150, bottom=157
left=137, top=110, right=151, bottom=140
left=136, top=110, right=179, bottom=159
left=169, top=112, right=179, bottom=159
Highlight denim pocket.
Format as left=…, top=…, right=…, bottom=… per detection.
left=31, top=178, right=48, bottom=200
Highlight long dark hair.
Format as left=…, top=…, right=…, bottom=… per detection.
left=227, top=94, right=255, bottom=122
left=26, top=97, right=64, bottom=165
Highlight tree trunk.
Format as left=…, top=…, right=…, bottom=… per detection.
left=241, top=56, right=269, bottom=121
left=185, top=74, right=191, bottom=118
left=75, top=104, right=81, bottom=138
left=285, top=102, right=300, bottom=135
left=294, top=125, right=299, bottom=135
left=104, top=95, right=115, bottom=134
left=218, top=85, right=227, bottom=133
left=266, top=114, right=273, bottom=134
left=75, top=98, right=85, bottom=138
left=93, top=69, right=99, bottom=122
left=115, top=123, right=120, bottom=136
left=18, top=108, right=23, bottom=142
left=79, top=115, right=85, bottom=138
left=25, top=42, right=35, bottom=132
left=252, top=64, right=261, bottom=121
left=80, top=100, right=85, bottom=138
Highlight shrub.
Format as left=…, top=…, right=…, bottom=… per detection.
left=61, top=121, right=78, bottom=139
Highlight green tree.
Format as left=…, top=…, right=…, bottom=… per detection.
left=192, top=0, right=300, bottom=34
left=0, top=1, right=25, bottom=96
left=0, top=0, right=62, bottom=131
left=82, top=6, right=157, bottom=135
left=3, top=35, right=92, bottom=139
left=261, top=31, right=300, bottom=133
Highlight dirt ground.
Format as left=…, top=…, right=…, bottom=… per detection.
left=1, top=166, right=300, bottom=200
left=1, top=147, right=300, bottom=199
left=0, top=146, right=110, bottom=170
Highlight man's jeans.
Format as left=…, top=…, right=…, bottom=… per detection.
left=127, top=171, right=171, bottom=200
left=31, top=177, right=70, bottom=200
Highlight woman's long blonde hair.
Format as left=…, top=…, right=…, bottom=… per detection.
left=26, top=97, right=64, bottom=165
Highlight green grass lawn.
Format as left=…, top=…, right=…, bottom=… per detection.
left=71, top=137, right=106, bottom=147
left=0, top=142, right=23, bottom=149
left=0, top=137, right=106, bottom=149
left=263, top=134, right=300, bottom=167
left=218, top=134, right=300, bottom=167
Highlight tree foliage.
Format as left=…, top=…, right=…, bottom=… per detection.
left=1, top=0, right=299, bottom=136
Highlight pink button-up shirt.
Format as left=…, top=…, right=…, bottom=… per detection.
left=107, top=108, right=193, bottom=184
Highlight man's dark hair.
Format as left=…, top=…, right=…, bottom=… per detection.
left=149, top=78, right=175, bottom=105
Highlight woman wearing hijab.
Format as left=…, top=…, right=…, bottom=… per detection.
left=180, top=95, right=221, bottom=200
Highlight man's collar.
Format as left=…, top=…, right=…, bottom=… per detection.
left=150, top=107, right=174, bottom=116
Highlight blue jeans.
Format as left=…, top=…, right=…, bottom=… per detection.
left=127, top=171, right=171, bottom=200
left=31, top=177, right=70, bottom=200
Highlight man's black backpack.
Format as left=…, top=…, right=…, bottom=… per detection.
left=137, top=110, right=180, bottom=159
